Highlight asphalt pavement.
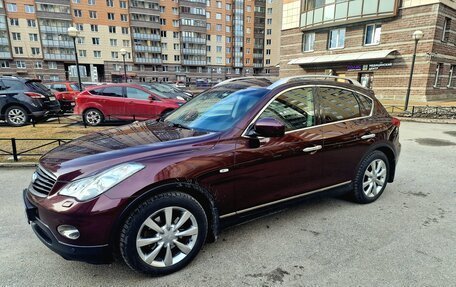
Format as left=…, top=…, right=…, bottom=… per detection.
left=0, top=121, right=455, bottom=286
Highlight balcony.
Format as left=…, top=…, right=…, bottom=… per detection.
left=133, top=33, right=160, bottom=41
left=301, top=0, right=398, bottom=30
left=42, top=39, right=73, bottom=48
left=182, top=48, right=206, bottom=56
left=44, top=53, right=75, bottom=61
left=40, top=26, right=70, bottom=34
left=253, top=53, right=264, bottom=59
left=253, top=63, right=264, bottom=68
left=182, top=60, right=206, bottom=66
left=134, top=45, right=162, bottom=53
left=0, top=38, right=9, bottom=45
left=182, top=37, right=206, bottom=44
left=130, top=20, right=160, bottom=29
left=0, top=51, right=12, bottom=59
left=0, top=22, right=7, bottom=30
left=179, top=0, right=206, bottom=7
left=36, top=11, right=72, bottom=21
left=130, top=6, right=160, bottom=16
left=135, top=57, right=162, bottom=64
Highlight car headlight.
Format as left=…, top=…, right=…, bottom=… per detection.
left=59, top=163, right=145, bottom=201
left=177, top=96, right=185, bottom=101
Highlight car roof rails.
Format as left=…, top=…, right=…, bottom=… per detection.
left=213, top=77, right=272, bottom=88
left=267, top=75, right=363, bottom=90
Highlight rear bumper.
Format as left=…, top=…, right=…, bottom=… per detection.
left=23, top=189, right=112, bottom=264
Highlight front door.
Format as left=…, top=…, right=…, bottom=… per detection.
left=125, top=87, right=159, bottom=120
left=232, top=86, right=325, bottom=212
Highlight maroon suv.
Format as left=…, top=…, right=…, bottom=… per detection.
left=23, top=77, right=400, bottom=276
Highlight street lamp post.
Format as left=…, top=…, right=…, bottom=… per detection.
left=67, top=27, right=82, bottom=90
left=404, top=30, right=424, bottom=111
left=120, top=48, right=127, bottom=83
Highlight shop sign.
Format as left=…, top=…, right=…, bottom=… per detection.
left=347, top=62, right=392, bottom=71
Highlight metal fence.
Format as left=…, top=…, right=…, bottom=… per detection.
left=0, top=138, right=72, bottom=162
left=384, top=105, right=456, bottom=119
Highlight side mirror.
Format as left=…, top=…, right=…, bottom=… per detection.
left=148, top=95, right=155, bottom=102
left=253, top=117, right=285, bottom=138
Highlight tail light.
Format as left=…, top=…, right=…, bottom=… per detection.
left=25, top=92, right=46, bottom=99
left=392, top=117, right=401, bottom=127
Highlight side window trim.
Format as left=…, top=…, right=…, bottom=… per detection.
left=242, top=85, right=316, bottom=137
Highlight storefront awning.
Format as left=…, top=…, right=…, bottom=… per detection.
left=289, top=49, right=398, bottom=65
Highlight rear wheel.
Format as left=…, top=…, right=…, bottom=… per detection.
left=83, top=108, right=104, bottom=126
left=353, top=151, right=389, bottom=204
left=120, top=192, right=208, bottom=276
left=5, top=106, right=29, bottom=127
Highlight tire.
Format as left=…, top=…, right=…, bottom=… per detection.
left=352, top=150, right=389, bottom=204
left=5, top=106, right=29, bottom=127
left=83, top=108, right=104, bottom=126
left=120, top=192, right=208, bottom=276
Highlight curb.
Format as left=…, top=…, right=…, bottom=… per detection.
left=396, top=117, right=456, bottom=124
left=0, top=162, right=37, bottom=168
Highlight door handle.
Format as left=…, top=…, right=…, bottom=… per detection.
left=361, top=134, right=376, bottom=140
left=303, top=145, right=322, bottom=153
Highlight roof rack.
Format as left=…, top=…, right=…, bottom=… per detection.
left=267, top=75, right=363, bottom=90
left=213, top=76, right=272, bottom=88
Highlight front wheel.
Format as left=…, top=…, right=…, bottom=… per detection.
left=352, top=151, right=389, bottom=204
left=120, top=192, right=208, bottom=276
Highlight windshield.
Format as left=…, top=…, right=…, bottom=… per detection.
left=164, top=86, right=268, bottom=132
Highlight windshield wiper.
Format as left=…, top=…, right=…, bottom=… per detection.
left=165, top=121, right=191, bottom=130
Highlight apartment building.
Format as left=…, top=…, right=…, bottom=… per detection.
left=281, top=0, right=456, bottom=102
left=0, top=0, right=281, bottom=83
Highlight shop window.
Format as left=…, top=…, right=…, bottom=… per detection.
left=364, top=24, right=381, bottom=45
left=302, top=32, right=315, bottom=52
left=359, top=73, right=373, bottom=89
left=442, top=18, right=451, bottom=42
left=433, top=63, right=444, bottom=88
left=328, top=28, right=345, bottom=49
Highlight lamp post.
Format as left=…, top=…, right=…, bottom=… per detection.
left=404, top=30, right=424, bottom=111
left=67, top=27, right=82, bottom=90
left=120, top=48, right=127, bottom=83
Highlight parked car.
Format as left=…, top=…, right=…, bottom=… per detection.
left=0, top=76, right=60, bottom=126
left=174, top=81, right=187, bottom=89
left=140, top=83, right=191, bottom=101
left=74, top=83, right=185, bottom=126
left=24, top=76, right=400, bottom=276
left=44, top=82, right=81, bottom=113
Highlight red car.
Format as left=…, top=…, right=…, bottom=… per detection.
left=74, top=83, right=185, bottom=126
left=45, top=82, right=81, bottom=113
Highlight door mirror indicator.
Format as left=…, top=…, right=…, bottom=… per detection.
left=253, top=118, right=285, bottom=138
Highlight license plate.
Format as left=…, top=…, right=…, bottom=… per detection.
left=71, top=102, right=75, bottom=106
left=49, top=96, right=56, bottom=101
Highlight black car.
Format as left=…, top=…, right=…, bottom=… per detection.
left=0, top=77, right=61, bottom=126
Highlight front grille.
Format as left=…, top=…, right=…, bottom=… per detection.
left=31, top=165, right=57, bottom=196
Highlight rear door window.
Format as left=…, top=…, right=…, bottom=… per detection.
left=317, top=87, right=362, bottom=123
left=101, top=86, right=124, bottom=97
left=52, top=84, right=67, bottom=92
left=258, top=87, right=315, bottom=131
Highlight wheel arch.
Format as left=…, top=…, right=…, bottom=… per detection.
left=1, top=103, right=32, bottom=117
left=110, top=179, right=220, bottom=254
left=359, top=142, right=397, bottom=183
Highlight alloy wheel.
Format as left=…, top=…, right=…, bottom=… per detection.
left=136, top=206, right=199, bottom=268
left=85, top=110, right=102, bottom=125
left=362, top=159, right=387, bottom=198
left=7, top=108, right=27, bottom=125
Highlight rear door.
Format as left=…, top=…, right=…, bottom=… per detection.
left=90, top=86, right=126, bottom=119
left=316, top=86, right=376, bottom=187
left=125, top=87, right=159, bottom=120
left=233, top=86, right=325, bottom=211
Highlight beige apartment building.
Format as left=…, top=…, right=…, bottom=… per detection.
left=0, top=0, right=281, bottom=84
left=280, top=0, right=456, bottom=102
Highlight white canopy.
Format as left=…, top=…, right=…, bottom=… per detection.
left=289, top=49, right=398, bottom=65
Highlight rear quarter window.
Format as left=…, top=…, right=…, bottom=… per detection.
left=1, top=79, right=24, bottom=91
left=353, top=92, right=373, bottom=117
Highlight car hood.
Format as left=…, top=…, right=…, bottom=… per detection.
left=39, top=120, right=220, bottom=180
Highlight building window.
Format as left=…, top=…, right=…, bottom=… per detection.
left=448, top=65, right=455, bottom=88
left=7, top=3, right=17, bottom=12
left=442, top=18, right=451, bottom=42
left=89, top=11, right=97, bottom=18
left=48, top=62, right=57, bottom=69
left=0, top=61, right=10, bottom=68
left=111, top=52, right=118, bottom=59
left=92, top=37, right=100, bottom=45
left=79, top=50, right=86, bottom=57
left=29, top=33, right=38, bottom=41
left=31, top=47, right=40, bottom=55
left=359, top=73, right=374, bottom=89
left=122, top=27, right=129, bottom=34
left=434, top=63, right=444, bottom=88
left=364, top=24, right=381, bottom=45
left=302, top=32, right=315, bottom=52
left=27, top=19, right=36, bottom=27
left=123, top=40, right=130, bottom=47
left=109, top=26, right=116, bottom=33
left=94, top=51, right=101, bottom=58
left=76, top=23, right=84, bottom=31
left=91, top=24, right=98, bottom=32
left=74, top=9, right=82, bottom=17
left=25, top=5, right=35, bottom=13
left=121, top=14, right=127, bottom=21
left=110, top=39, right=117, bottom=46
left=329, top=28, right=345, bottom=49
left=35, top=62, right=43, bottom=69
left=16, top=61, right=26, bottom=69
left=106, top=0, right=113, bottom=7
left=12, top=32, right=21, bottom=41
left=10, top=18, right=19, bottom=26
left=14, top=47, right=23, bottom=55
left=88, top=0, right=95, bottom=5
left=120, top=1, right=126, bottom=8
left=108, top=13, right=115, bottom=20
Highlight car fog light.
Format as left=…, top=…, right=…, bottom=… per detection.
left=57, top=225, right=80, bottom=240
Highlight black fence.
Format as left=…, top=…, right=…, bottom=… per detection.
left=0, top=138, right=72, bottom=162
left=384, top=105, right=456, bottom=119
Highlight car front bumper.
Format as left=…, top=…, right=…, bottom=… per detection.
left=23, top=189, right=113, bottom=264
